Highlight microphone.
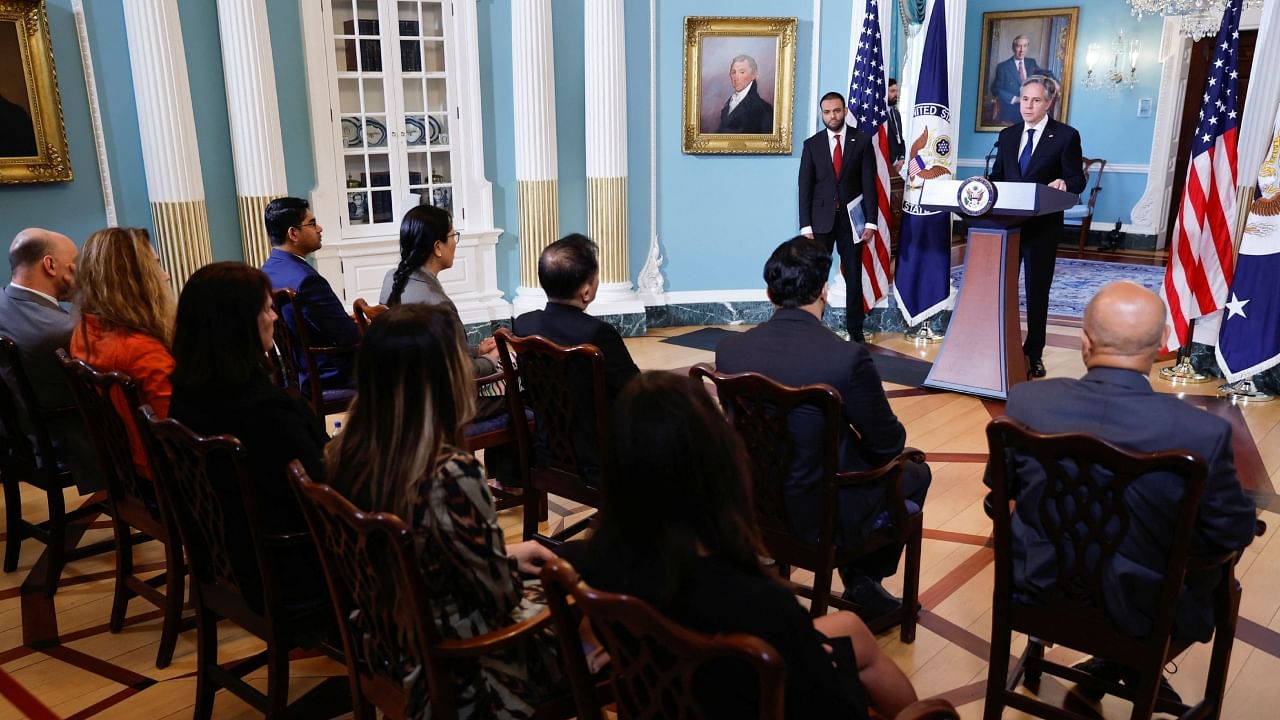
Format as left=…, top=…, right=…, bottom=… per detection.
left=984, top=141, right=999, bottom=177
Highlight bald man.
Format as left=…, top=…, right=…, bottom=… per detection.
left=0, top=228, right=101, bottom=491
left=998, top=282, right=1256, bottom=694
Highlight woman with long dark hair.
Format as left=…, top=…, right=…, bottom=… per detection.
left=326, top=304, right=559, bottom=718
left=566, top=371, right=919, bottom=719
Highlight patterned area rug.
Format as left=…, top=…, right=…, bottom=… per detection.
left=950, top=258, right=1165, bottom=318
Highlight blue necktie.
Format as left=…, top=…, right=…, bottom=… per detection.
left=1019, top=129, right=1036, bottom=177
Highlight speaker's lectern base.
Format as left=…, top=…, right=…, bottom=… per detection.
left=922, top=227, right=1028, bottom=400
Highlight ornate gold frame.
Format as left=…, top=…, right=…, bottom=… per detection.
left=0, top=0, right=72, bottom=184
left=975, top=7, right=1078, bottom=133
left=682, top=16, right=796, bottom=155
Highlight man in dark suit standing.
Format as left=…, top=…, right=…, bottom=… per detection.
left=798, top=91, right=879, bottom=340
left=261, top=197, right=361, bottom=392
left=717, top=237, right=930, bottom=616
left=513, top=234, right=640, bottom=481
left=716, top=54, right=773, bottom=134
left=990, top=35, right=1049, bottom=124
left=0, top=228, right=101, bottom=491
left=988, top=77, right=1085, bottom=377
left=1000, top=281, right=1256, bottom=690
left=886, top=79, right=905, bottom=170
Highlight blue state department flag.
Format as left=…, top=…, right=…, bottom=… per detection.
left=893, top=0, right=954, bottom=326
left=1216, top=107, right=1280, bottom=382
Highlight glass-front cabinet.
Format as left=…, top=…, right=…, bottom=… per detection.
left=303, top=0, right=507, bottom=322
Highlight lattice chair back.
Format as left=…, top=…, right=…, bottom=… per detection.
left=288, top=464, right=456, bottom=718
left=269, top=289, right=302, bottom=393
left=985, top=416, right=1208, bottom=653
left=541, top=558, right=785, bottom=720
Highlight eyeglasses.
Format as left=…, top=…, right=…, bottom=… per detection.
left=294, top=220, right=320, bottom=229
left=446, top=231, right=461, bottom=242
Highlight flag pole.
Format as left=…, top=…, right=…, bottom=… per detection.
left=1158, top=317, right=1213, bottom=384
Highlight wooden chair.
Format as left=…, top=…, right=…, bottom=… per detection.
left=542, top=558, right=960, bottom=720
left=464, top=366, right=532, bottom=512
left=351, top=297, right=387, bottom=335
left=494, top=328, right=604, bottom=544
left=288, top=465, right=576, bottom=720
left=56, top=351, right=187, bottom=668
left=0, top=336, right=112, bottom=588
left=1064, top=156, right=1106, bottom=252
left=690, top=363, right=924, bottom=642
left=983, top=416, right=1244, bottom=720
left=142, top=409, right=333, bottom=719
left=271, top=288, right=357, bottom=417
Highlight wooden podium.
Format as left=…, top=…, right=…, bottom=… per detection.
left=916, top=180, right=1079, bottom=400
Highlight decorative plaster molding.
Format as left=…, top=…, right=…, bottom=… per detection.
left=72, top=0, right=114, bottom=225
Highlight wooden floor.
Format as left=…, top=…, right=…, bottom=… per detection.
left=4, top=317, right=1280, bottom=718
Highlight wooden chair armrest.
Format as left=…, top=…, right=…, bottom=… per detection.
left=306, top=345, right=358, bottom=358
left=262, top=531, right=314, bottom=549
left=434, top=606, right=554, bottom=658
left=476, top=370, right=505, bottom=387
left=833, top=448, right=925, bottom=489
left=835, top=449, right=925, bottom=535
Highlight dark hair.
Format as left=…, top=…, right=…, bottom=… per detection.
left=820, top=91, right=846, bottom=106
left=763, top=237, right=831, bottom=308
left=538, top=233, right=599, bottom=301
left=590, top=371, right=766, bottom=607
left=387, top=204, right=452, bottom=306
left=171, top=262, right=273, bottom=390
left=888, top=77, right=898, bottom=87
left=264, top=197, right=310, bottom=247
left=325, top=303, right=475, bottom=518
left=8, top=231, right=52, bottom=270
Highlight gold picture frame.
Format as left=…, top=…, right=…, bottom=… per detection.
left=682, top=16, right=796, bottom=155
left=0, top=0, right=72, bottom=184
left=975, top=7, right=1078, bottom=133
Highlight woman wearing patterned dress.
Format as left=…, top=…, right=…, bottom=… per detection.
left=325, top=303, right=560, bottom=718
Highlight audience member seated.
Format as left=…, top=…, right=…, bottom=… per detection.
left=715, top=237, right=931, bottom=616
left=325, top=303, right=561, bottom=717
left=0, top=228, right=100, bottom=491
left=379, top=205, right=517, bottom=486
left=168, top=262, right=329, bottom=605
left=69, top=227, right=174, bottom=477
left=260, top=196, right=360, bottom=393
left=999, top=281, right=1258, bottom=692
left=559, top=371, right=920, bottom=719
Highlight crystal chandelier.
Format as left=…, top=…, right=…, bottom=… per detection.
left=1083, top=30, right=1140, bottom=93
left=1128, top=0, right=1264, bottom=41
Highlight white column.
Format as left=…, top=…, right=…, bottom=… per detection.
left=584, top=0, right=643, bottom=318
left=122, top=0, right=213, bottom=289
left=512, top=0, right=560, bottom=314
left=216, top=0, right=287, bottom=267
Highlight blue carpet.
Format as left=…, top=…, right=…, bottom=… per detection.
left=950, top=258, right=1164, bottom=318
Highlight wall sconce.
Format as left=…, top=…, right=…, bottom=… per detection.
left=1084, top=29, right=1140, bottom=93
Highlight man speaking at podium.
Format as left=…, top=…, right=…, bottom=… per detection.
left=989, top=76, right=1084, bottom=378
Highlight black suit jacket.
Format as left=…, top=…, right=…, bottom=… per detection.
left=1002, top=367, right=1257, bottom=641
left=988, top=118, right=1085, bottom=235
left=887, top=106, right=905, bottom=162
left=798, top=127, right=878, bottom=235
left=718, top=82, right=773, bottom=134
left=716, top=309, right=908, bottom=545
left=261, top=249, right=361, bottom=391
left=512, top=303, right=640, bottom=480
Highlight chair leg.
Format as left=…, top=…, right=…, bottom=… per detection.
left=811, top=558, right=833, bottom=618
left=41, top=484, right=69, bottom=595
left=899, top=517, right=923, bottom=644
left=193, top=609, right=218, bottom=720
left=984, top=624, right=1014, bottom=720
left=1203, top=578, right=1242, bottom=717
left=154, top=540, right=185, bottom=669
left=108, top=517, right=134, bottom=633
left=265, top=639, right=291, bottom=720
left=523, top=487, right=541, bottom=541
left=1126, top=671, right=1161, bottom=720
left=2, top=475, right=24, bottom=573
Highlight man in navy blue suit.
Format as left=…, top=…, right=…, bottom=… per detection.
left=989, top=35, right=1049, bottom=124
left=261, top=197, right=361, bottom=392
left=988, top=77, right=1085, bottom=378
left=1001, top=281, right=1256, bottom=693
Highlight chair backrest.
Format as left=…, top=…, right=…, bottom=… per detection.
left=141, top=407, right=282, bottom=619
left=984, top=416, right=1207, bottom=663
left=270, top=289, right=305, bottom=392
left=1081, top=157, right=1106, bottom=208
left=541, top=558, right=785, bottom=720
left=56, top=350, right=160, bottom=522
left=494, top=327, right=614, bottom=484
left=288, top=464, right=456, bottom=718
left=0, top=336, right=58, bottom=470
left=352, top=298, right=387, bottom=335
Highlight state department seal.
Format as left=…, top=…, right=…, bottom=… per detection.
left=957, top=176, right=997, bottom=217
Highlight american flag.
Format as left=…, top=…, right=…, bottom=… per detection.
left=1161, top=0, right=1242, bottom=352
left=846, top=0, right=892, bottom=312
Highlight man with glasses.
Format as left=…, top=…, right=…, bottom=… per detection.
left=262, top=196, right=361, bottom=392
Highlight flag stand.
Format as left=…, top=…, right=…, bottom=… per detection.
left=1159, top=318, right=1213, bottom=384
left=1218, top=378, right=1275, bottom=402
left=905, top=324, right=944, bottom=344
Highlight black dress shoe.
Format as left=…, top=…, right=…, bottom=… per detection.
left=1071, top=657, right=1182, bottom=705
left=840, top=575, right=903, bottom=616
left=1027, top=356, right=1047, bottom=378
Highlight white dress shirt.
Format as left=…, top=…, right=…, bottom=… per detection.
left=1017, top=114, right=1050, bottom=161
left=727, top=81, right=754, bottom=114
left=8, top=282, right=61, bottom=308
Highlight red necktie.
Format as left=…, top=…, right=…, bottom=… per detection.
left=832, top=135, right=843, bottom=176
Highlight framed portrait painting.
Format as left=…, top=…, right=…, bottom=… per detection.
left=975, top=7, right=1079, bottom=133
left=682, top=16, right=796, bottom=155
left=0, top=0, right=72, bottom=184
